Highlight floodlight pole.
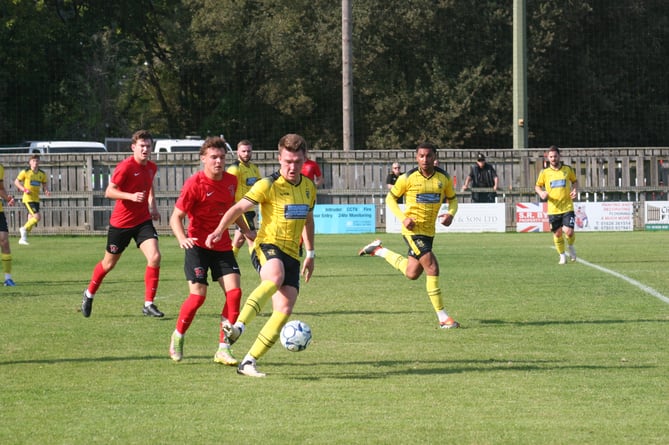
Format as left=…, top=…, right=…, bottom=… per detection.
left=513, top=0, right=528, bottom=149
left=342, top=0, right=353, bottom=151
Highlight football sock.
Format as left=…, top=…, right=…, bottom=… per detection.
left=25, top=218, right=38, bottom=232
left=176, top=293, right=206, bottom=334
left=553, top=235, right=565, bottom=254
left=232, top=245, right=240, bottom=257
left=222, top=287, right=242, bottom=324
left=248, top=311, right=289, bottom=360
left=426, top=275, right=446, bottom=313
left=566, top=233, right=575, bottom=246
left=1, top=253, right=11, bottom=274
left=382, top=249, right=408, bottom=275
left=145, top=265, right=160, bottom=303
left=237, top=280, right=277, bottom=326
left=88, top=261, right=108, bottom=294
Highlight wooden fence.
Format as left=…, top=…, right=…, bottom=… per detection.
left=2, top=147, right=668, bottom=234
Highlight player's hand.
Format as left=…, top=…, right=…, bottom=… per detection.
left=205, top=231, right=221, bottom=248
left=179, top=237, right=197, bottom=249
left=403, top=217, right=415, bottom=230
left=301, top=258, right=314, bottom=283
left=133, top=191, right=146, bottom=202
left=439, top=213, right=454, bottom=227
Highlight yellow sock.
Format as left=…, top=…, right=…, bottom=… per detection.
left=238, top=280, right=277, bottom=326
left=383, top=250, right=408, bottom=275
left=25, top=218, right=38, bottom=232
left=426, top=275, right=444, bottom=312
left=566, top=233, right=575, bottom=246
left=248, top=311, right=290, bottom=360
left=1, top=253, right=11, bottom=274
left=553, top=235, right=565, bottom=254
left=232, top=245, right=240, bottom=257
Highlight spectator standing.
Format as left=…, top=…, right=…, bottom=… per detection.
left=386, top=163, right=403, bottom=204
left=462, top=153, right=498, bottom=203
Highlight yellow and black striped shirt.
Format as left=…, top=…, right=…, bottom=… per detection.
left=244, top=172, right=316, bottom=260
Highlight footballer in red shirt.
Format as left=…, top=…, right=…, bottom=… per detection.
left=168, top=136, right=253, bottom=365
left=81, top=130, right=164, bottom=318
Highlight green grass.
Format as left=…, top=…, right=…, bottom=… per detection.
left=1, top=232, right=668, bottom=444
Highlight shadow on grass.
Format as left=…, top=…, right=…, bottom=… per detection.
left=264, top=359, right=656, bottom=380
left=477, top=318, right=668, bottom=326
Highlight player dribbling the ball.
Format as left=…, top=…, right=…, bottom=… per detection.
left=206, top=133, right=316, bottom=378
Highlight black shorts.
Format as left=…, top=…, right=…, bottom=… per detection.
left=184, top=246, right=240, bottom=285
left=0, top=212, right=7, bottom=232
left=106, top=220, right=158, bottom=255
left=402, top=234, right=434, bottom=260
left=548, top=211, right=576, bottom=232
left=237, top=210, right=257, bottom=231
left=251, top=243, right=301, bottom=291
left=24, top=202, right=40, bottom=215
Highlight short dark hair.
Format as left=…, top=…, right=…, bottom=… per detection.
left=200, top=136, right=228, bottom=156
left=131, top=129, right=153, bottom=144
left=548, top=144, right=560, bottom=154
left=416, top=142, right=438, bottom=154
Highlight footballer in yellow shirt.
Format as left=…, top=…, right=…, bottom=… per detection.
left=535, top=145, right=578, bottom=264
left=358, top=142, right=460, bottom=330
left=206, top=133, right=316, bottom=377
left=14, top=155, right=50, bottom=245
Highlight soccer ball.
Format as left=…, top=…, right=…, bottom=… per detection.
left=280, top=320, right=312, bottom=352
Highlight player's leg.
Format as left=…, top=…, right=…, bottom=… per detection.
left=214, top=253, right=242, bottom=365
left=81, top=248, right=122, bottom=317
left=170, top=247, right=208, bottom=361
left=549, top=215, right=567, bottom=264
left=238, top=285, right=296, bottom=378
left=563, top=212, right=577, bottom=261
left=171, top=284, right=206, bottom=362
left=137, top=225, right=163, bottom=317
left=19, top=203, right=36, bottom=245
left=0, top=216, right=14, bottom=286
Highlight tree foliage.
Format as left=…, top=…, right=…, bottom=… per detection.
left=0, top=0, right=667, bottom=149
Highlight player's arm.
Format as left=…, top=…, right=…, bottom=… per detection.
left=13, top=175, right=25, bottom=194
left=301, top=210, right=315, bottom=282
left=0, top=179, right=14, bottom=205
left=147, top=184, right=160, bottom=221
left=534, top=172, right=548, bottom=200
left=234, top=214, right=255, bottom=242
left=41, top=175, right=50, bottom=196
left=169, top=206, right=195, bottom=249
left=206, top=198, right=254, bottom=248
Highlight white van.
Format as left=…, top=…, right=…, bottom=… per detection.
left=153, top=139, right=205, bottom=154
left=28, top=141, right=107, bottom=154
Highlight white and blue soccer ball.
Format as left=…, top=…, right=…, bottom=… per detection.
left=280, top=320, right=312, bottom=352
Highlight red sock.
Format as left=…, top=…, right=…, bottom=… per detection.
left=221, top=288, right=242, bottom=324
left=145, top=266, right=160, bottom=303
left=176, top=293, right=206, bottom=335
left=87, top=262, right=108, bottom=295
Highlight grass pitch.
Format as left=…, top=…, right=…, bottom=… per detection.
left=1, top=232, right=668, bottom=444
